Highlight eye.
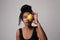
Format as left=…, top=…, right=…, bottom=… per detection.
left=23, top=16, right=27, bottom=19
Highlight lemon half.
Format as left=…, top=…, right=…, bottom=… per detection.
left=27, top=14, right=33, bottom=21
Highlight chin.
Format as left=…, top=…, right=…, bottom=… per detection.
left=25, top=23, right=31, bottom=26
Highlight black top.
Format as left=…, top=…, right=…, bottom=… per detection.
left=19, top=27, right=39, bottom=40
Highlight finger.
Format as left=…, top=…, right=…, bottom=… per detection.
left=32, top=12, right=38, bottom=18
left=32, top=20, right=36, bottom=24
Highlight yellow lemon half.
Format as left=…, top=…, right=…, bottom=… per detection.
left=27, top=14, right=33, bottom=21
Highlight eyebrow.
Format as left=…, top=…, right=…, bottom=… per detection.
left=23, top=15, right=27, bottom=17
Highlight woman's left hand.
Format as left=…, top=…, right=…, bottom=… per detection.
left=32, top=12, right=47, bottom=40
left=32, top=12, right=39, bottom=25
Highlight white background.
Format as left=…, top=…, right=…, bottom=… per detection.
left=0, top=0, right=60, bottom=40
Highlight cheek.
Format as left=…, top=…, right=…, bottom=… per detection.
left=22, top=18, right=26, bottom=22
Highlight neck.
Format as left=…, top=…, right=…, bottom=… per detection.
left=25, top=24, right=33, bottom=30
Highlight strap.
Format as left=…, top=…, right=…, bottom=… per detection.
left=29, top=27, right=38, bottom=40
left=19, top=28, right=22, bottom=38
left=33, top=27, right=37, bottom=35
left=34, top=27, right=37, bottom=31
left=19, top=28, right=22, bottom=34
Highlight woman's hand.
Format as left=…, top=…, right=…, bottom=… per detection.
left=32, top=12, right=39, bottom=25
left=32, top=12, right=48, bottom=40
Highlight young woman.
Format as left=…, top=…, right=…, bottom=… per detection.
left=16, top=4, right=47, bottom=40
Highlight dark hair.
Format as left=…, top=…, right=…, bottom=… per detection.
left=18, top=4, right=33, bottom=26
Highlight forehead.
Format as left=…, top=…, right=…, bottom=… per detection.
left=23, top=12, right=30, bottom=16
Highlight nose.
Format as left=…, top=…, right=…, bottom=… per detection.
left=25, top=18, right=29, bottom=22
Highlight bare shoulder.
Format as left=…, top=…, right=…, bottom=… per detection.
left=16, top=29, right=20, bottom=36
left=16, top=29, right=20, bottom=40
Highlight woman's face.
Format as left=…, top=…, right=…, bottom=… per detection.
left=22, top=12, right=32, bottom=26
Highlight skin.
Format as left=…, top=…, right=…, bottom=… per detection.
left=16, top=12, right=47, bottom=40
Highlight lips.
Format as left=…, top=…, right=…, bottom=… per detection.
left=26, top=21, right=31, bottom=24
left=26, top=21, right=30, bottom=23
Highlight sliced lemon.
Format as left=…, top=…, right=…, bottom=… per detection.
left=27, top=14, right=33, bottom=21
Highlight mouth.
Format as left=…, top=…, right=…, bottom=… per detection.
left=26, top=21, right=31, bottom=24
left=26, top=22, right=29, bottom=23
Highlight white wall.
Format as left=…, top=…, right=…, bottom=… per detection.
left=0, top=0, right=60, bottom=40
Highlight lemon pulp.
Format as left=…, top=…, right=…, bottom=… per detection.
left=27, top=14, right=33, bottom=21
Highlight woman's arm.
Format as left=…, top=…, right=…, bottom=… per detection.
left=33, top=12, right=48, bottom=40
left=36, top=22, right=47, bottom=40
left=16, top=30, right=20, bottom=40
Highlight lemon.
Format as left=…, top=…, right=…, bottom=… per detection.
left=27, top=14, right=33, bottom=21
